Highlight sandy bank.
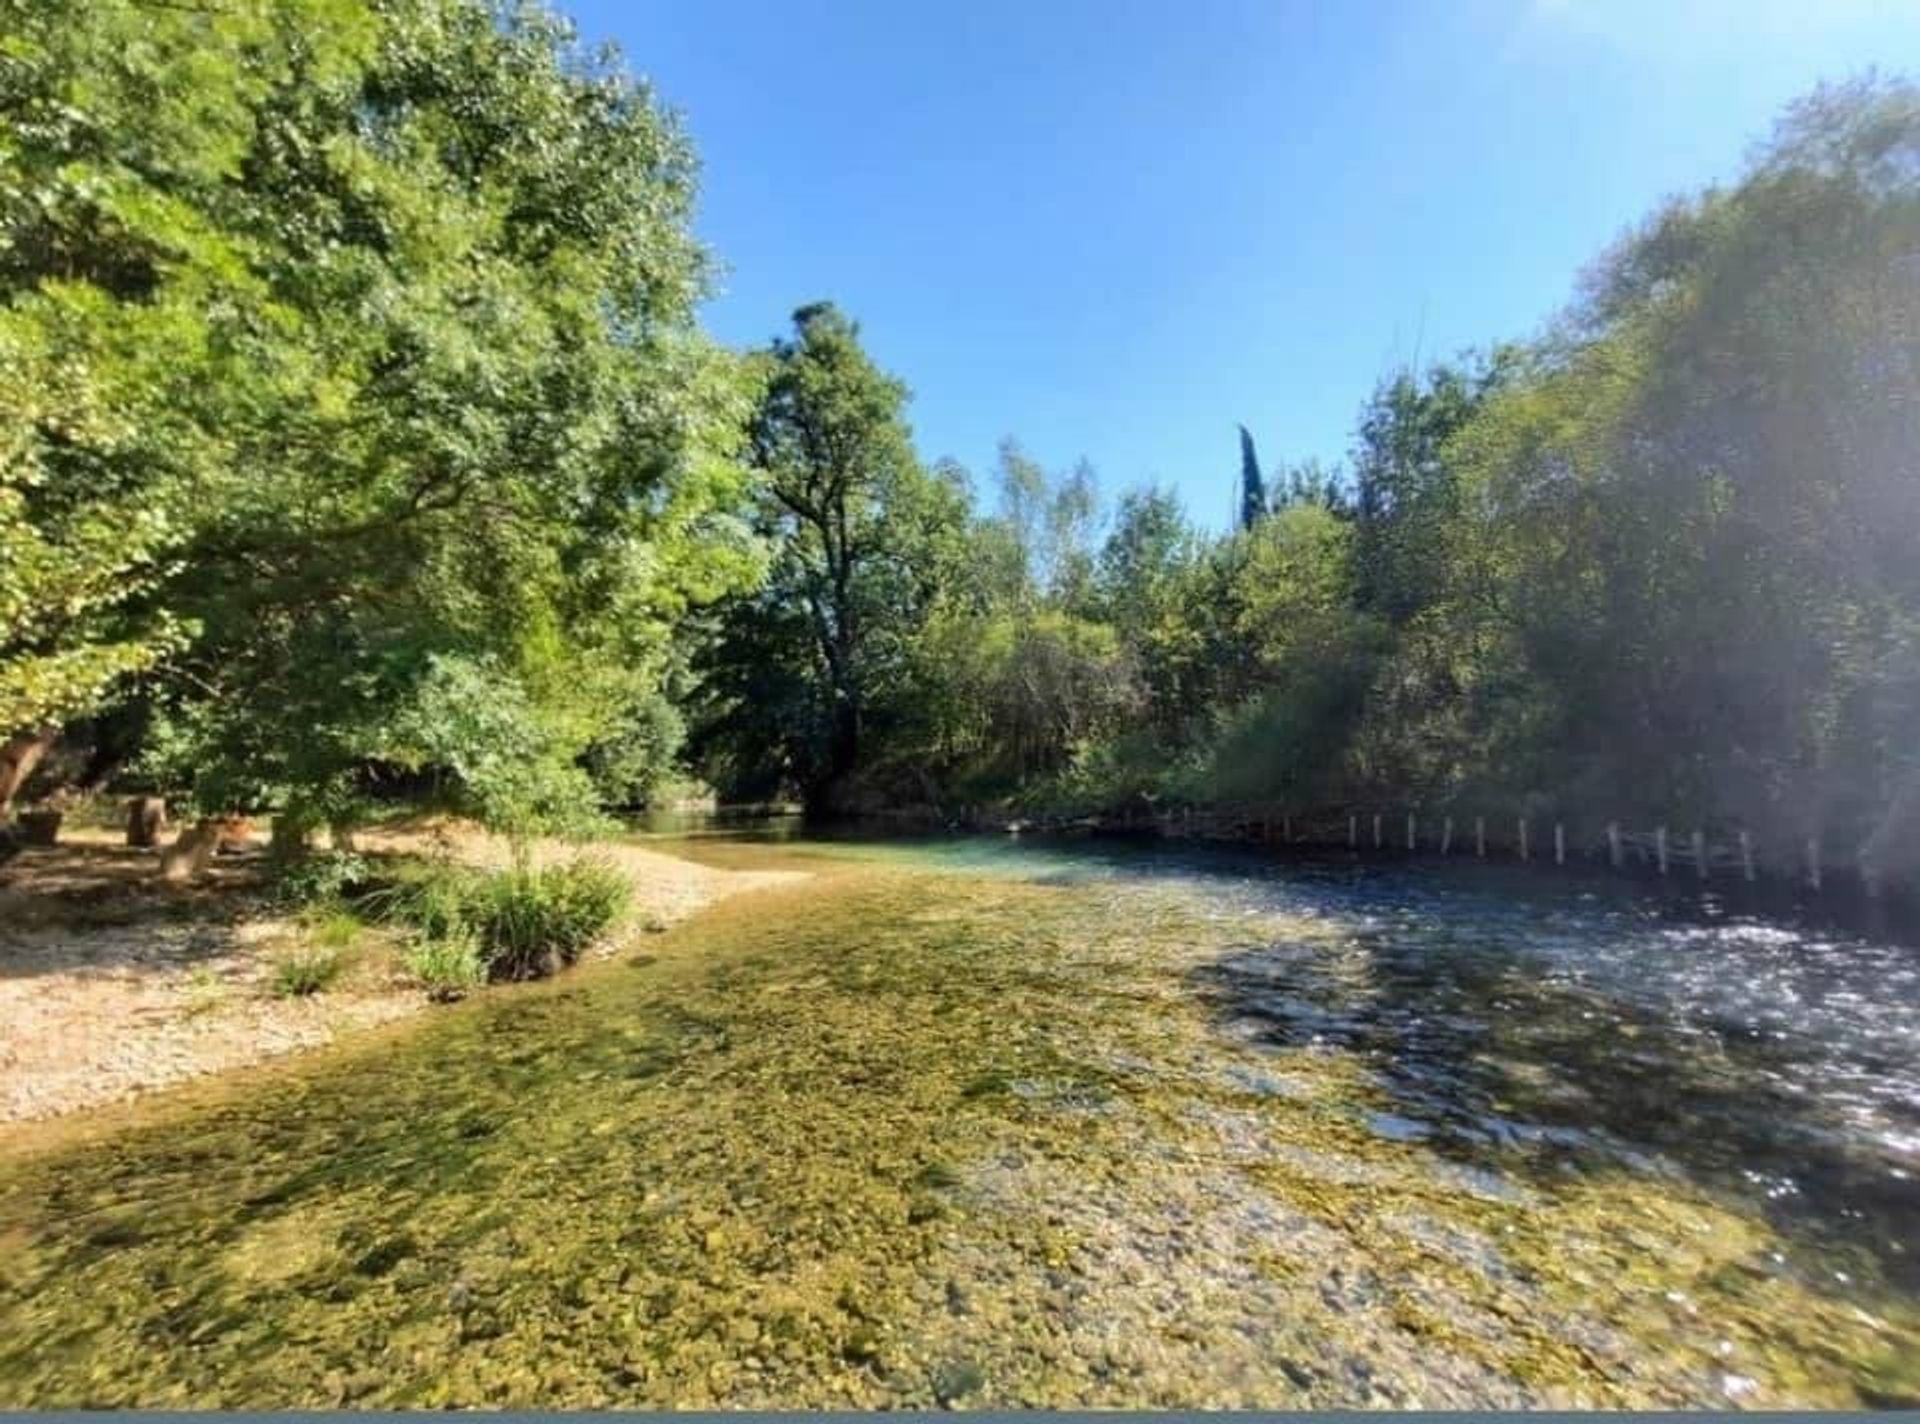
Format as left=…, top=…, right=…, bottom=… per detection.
left=0, top=825, right=805, bottom=1125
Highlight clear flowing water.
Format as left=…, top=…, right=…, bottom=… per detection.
left=0, top=831, right=1915, bottom=1407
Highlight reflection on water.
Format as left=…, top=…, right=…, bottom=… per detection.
left=0, top=831, right=1914, bottom=1407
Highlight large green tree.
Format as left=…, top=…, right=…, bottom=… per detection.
left=697, top=302, right=967, bottom=809
left=2, top=0, right=762, bottom=833
left=1350, top=75, right=1920, bottom=852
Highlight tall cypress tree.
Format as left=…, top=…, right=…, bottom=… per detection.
left=1236, top=425, right=1267, bottom=529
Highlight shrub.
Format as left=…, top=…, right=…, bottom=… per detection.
left=271, top=946, right=349, bottom=998
left=466, top=858, right=630, bottom=980
left=403, top=928, right=487, bottom=1002
left=377, top=863, right=473, bottom=943
left=378, top=856, right=630, bottom=982
left=270, top=850, right=371, bottom=907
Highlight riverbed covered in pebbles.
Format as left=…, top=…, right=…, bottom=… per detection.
left=0, top=833, right=1913, bottom=1406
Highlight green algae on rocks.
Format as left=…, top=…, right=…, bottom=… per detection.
left=0, top=835, right=1914, bottom=1407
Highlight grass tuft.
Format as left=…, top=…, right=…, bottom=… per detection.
left=271, top=945, right=350, bottom=998
left=375, top=856, right=631, bottom=983
left=403, top=927, right=487, bottom=1002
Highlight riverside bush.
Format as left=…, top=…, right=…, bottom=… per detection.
left=383, top=858, right=630, bottom=982
left=403, top=928, right=487, bottom=1001
left=270, top=851, right=372, bottom=908
left=469, top=859, right=631, bottom=979
left=271, top=946, right=350, bottom=998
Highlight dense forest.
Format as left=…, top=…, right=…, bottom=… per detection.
left=3, top=1, right=1917, bottom=888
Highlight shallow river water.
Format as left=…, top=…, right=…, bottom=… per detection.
left=1, top=831, right=1915, bottom=1407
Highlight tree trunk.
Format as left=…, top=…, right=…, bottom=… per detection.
left=0, top=726, right=58, bottom=815
left=829, top=697, right=861, bottom=787
left=126, top=795, right=168, bottom=848
left=16, top=809, right=62, bottom=845
left=269, top=815, right=311, bottom=860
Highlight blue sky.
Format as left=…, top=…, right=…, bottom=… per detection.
left=567, top=0, right=1916, bottom=525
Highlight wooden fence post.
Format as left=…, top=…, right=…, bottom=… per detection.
left=1738, top=830, right=1755, bottom=883
left=1349, top=814, right=1358, bottom=849
left=1554, top=823, right=1565, bottom=866
left=1806, top=837, right=1821, bottom=891
left=1407, top=812, right=1416, bottom=852
left=1440, top=816, right=1453, bottom=855
left=1518, top=818, right=1530, bottom=862
left=1693, top=829, right=1708, bottom=880
left=1282, top=814, right=1292, bottom=845
left=1656, top=826, right=1669, bottom=876
left=1475, top=816, right=1486, bottom=859
left=1607, top=822, right=1622, bottom=869
left=1372, top=813, right=1382, bottom=850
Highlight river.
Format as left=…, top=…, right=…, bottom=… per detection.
left=0, top=829, right=1914, bottom=1406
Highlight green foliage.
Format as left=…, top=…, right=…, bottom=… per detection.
left=378, top=863, right=474, bottom=946
left=1386, top=72, right=1920, bottom=845
left=270, top=850, right=372, bottom=908
left=381, top=857, right=630, bottom=982
left=463, top=859, right=630, bottom=980
left=0, top=171, right=196, bottom=729
left=920, top=607, right=1139, bottom=793
left=695, top=75, right=1919, bottom=883
left=6, top=0, right=1913, bottom=895
left=1350, top=349, right=1523, bottom=629
left=693, top=302, right=969, bottom=808
left=385, top=655, right=611, bottom=840
left=402, top=927, right=487, bottom=1002
left=582, top=690, right=688, bottom=809
left=5, top=0, right=762, bottom=831
left=271, top=945, right=350, bottom=999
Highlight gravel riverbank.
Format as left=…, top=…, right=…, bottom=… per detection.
left=0, top=826, right=804, bottom=1126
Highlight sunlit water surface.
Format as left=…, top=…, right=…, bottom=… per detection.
left=0, top=829, right=1914, bottom=1406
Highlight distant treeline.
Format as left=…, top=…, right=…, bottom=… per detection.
left=2, top=3, right=1915, bottom=884
left=695, top=78, right=1920, bottom=889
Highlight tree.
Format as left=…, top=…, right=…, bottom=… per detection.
left=1267, top=457, right=1348, bottom=514
left=706, top=302, right=967, bottom=809
left=981, top=441, right=1100, bottom=611
left=0, top=0, right=279, bottom=736
left=1236, top=425, right=1266, bottom=530
left=1350, top=351, right=1519, bottom=627
left=5, top=0, right=762, bottom=834
left=1200, top=502, right=1377, bottom=804
left=1362, top=74, right=1920, bottom=838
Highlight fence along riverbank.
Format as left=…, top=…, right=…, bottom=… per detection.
left=850, top=799, right=1915, bottom=940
